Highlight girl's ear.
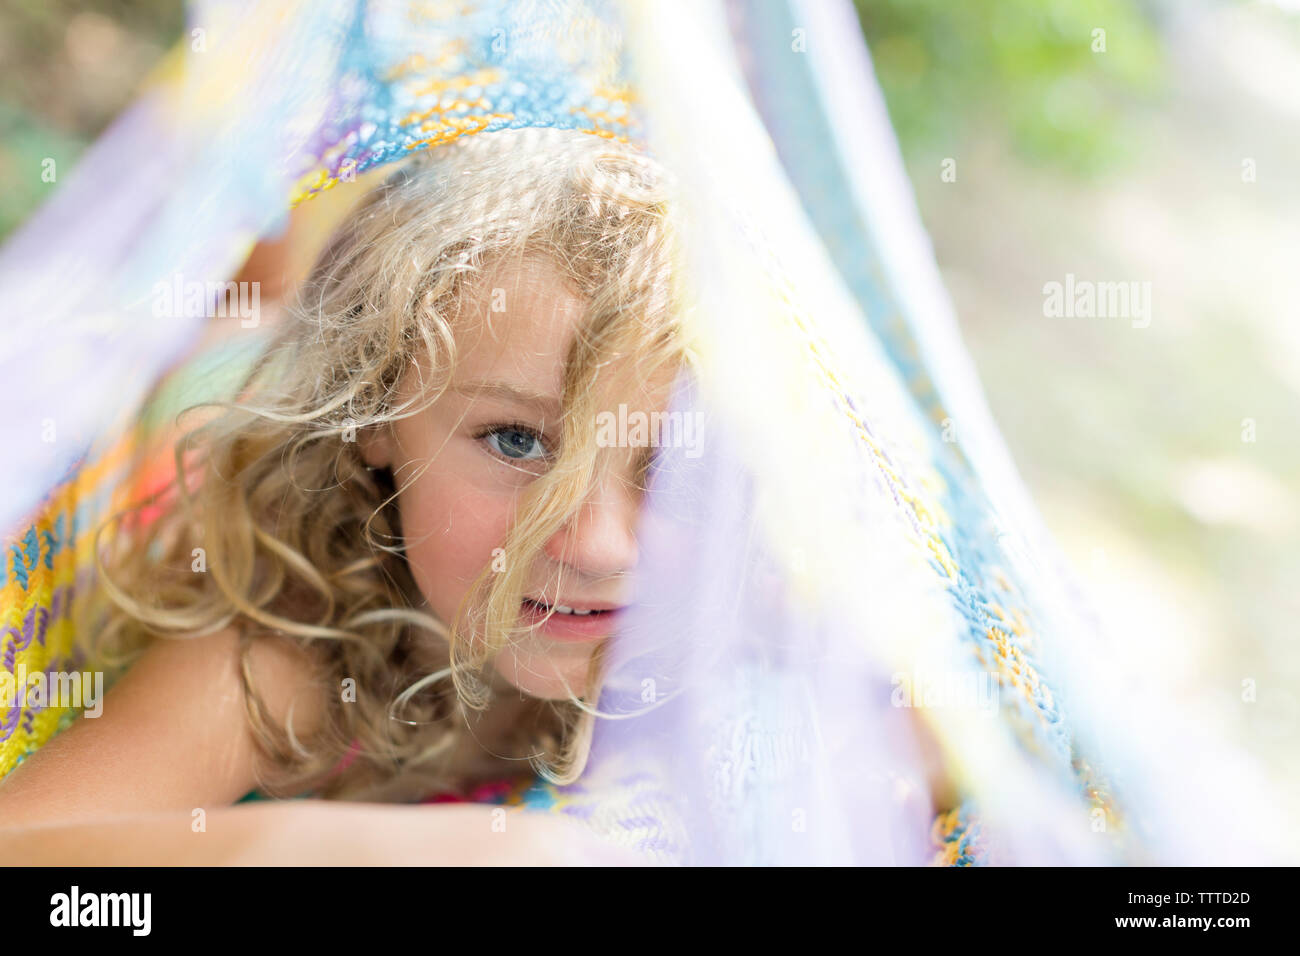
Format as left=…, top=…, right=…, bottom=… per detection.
left=357, top=423, right=395, bottom=469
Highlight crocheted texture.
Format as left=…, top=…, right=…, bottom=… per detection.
left=0, top=0, right=1138, bottom=864
left=459, top=769, right=990, bottom=868
left=0, top=507, right=72, bottom=778
left=930, top=801, right=990, bottom=867
left=426, top=771, right=689, bottom=865
left=0, top=432, right=144, bottom=780
left=287, top=0, right=641, bottom=206
left=757, top=231, right=1126, bottom=844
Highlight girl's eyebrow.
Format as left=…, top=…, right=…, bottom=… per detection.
left=452, top=380, right=562, bottom=415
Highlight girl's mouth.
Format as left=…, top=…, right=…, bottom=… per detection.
left=520, top=597, right=625, bottom=642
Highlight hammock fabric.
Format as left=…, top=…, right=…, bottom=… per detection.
left=0, top=0, right=1286, bottom=865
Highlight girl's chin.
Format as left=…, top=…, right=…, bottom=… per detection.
left=490, top=644, right=592, bottom=701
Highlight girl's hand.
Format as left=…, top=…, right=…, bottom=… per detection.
left=0, top=800, right=650, bottom=866
left=409, top=804, right=652, bottom=867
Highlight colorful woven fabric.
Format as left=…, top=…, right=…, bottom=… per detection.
left=1, top=428, right=145, bottom=780
left=3, top=0, right=1276, bottom=865
left=283, top=0, right=641, bottom=206
left=930, top=801, right=990, bottom=867
left=1, top=503, right=81, bottom=780
left=0, top=0, right=1121, bottom=865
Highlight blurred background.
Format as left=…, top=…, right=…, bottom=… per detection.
left=3, top=0, right=1296, bottom=826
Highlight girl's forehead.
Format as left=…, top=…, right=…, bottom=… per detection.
left=453, top=256, right=588, bottom=384
left=462, top=253, right=581, bottom=317
left=390, top=252, right=678, bottom=418
left=409, top=255, right=670, bottom=413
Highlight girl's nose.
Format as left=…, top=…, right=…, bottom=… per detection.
left=543, top=469, right=640, bottom=579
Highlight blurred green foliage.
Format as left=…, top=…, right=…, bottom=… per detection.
left=0, top=0, right=183, bottom=238
left=856, top=0, right=1166, bottom=175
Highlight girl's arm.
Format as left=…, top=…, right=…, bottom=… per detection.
left=0, top=626, right=327, bottom=827
left=0, top=801, right=646, bottom=865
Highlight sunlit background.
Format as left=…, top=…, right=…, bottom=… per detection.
left=3, top=0, right=1296, bottom=824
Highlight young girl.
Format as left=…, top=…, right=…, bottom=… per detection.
left=0, top=127, right=684, bottom=864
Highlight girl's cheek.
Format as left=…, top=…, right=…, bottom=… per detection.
left=401, top=472, right=516, bottom=613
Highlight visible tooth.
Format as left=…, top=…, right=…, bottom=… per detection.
left=552, top=604, right=596, bottom=616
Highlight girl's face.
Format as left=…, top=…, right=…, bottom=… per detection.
left=361, top=254, right=664, bottom=701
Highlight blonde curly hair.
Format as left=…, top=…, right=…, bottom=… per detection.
left=83, top=127, right=685, bottom=802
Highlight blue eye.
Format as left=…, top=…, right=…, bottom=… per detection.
left=484, top=426, right=547, bottom=461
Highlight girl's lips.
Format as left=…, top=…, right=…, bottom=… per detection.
left=519, top=597, right=625, bottom=642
